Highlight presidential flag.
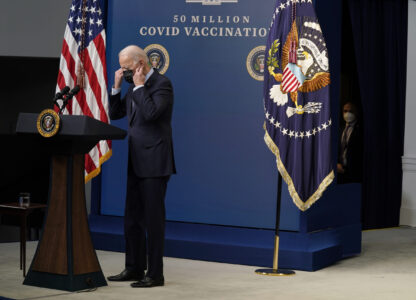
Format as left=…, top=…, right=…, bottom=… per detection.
left=264, top=0, right=334, bottom=211
left=56, top=0, right=111, bottom=182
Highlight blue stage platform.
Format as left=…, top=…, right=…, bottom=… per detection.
left=90, top=216, right=361, bottom=271
left=90, top=180, right=361, bottom=271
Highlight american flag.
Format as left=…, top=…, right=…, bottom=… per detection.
left=56, top=0, right=111, bottom=182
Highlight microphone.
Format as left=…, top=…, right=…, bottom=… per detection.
left=58, top=85, right=81, bottom=114
left=53, top=86, right=70, bottom=101
left=64, top=85, right=81, bottom=100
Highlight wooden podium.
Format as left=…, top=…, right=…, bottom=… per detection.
left=16, top=113, right=126, bottom=291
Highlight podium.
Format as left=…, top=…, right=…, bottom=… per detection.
left=16, top=113, right=126, bottom=291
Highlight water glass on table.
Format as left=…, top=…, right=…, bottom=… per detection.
left=18, top=192, right=31, bottom=207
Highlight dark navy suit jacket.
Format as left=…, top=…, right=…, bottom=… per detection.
left=338, top=123, right=363, bottom=183
left=109, top=69, right=176, bottom=178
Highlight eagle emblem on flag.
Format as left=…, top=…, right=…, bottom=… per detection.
left=268, top=18, right=330, bottom=119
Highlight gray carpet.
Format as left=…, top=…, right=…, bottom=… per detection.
left=1, top=227, right=415, bottom=300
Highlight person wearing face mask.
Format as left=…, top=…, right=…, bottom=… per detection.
left=106, top=45, right=176, bottom=288
left=337, top=101, right=363, bottom=184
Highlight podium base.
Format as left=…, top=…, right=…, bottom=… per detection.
left=255, top=268, right=296, bottom=276
left=23, top=270, right=107, bottom=292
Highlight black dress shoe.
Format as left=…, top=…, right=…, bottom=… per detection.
left=131, top=275, right=164, bottom=288
left=107, top=269, right=143, bottom=281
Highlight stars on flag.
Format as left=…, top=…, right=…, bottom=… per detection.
left=67, top=0, right=104, bottom=49
left=270, top=0, right=313, bottom=28
left=265, top=110, right=331, bottom=139
left=275, top=121, right=281, bottom=128
left=73, top=27, right=82, bottom=36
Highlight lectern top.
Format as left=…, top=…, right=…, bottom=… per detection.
left=16, top=113, right=126, bottom=154
left=16, top=113, right=126, bottom=140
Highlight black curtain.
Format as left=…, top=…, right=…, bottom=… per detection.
left=347, top=0, right=408, bottom=229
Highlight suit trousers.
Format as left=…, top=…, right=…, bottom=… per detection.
left=124, top=162, right=169, bottom=279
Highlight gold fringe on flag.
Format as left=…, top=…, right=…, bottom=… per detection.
left=263, top=123, right=334, bottom=211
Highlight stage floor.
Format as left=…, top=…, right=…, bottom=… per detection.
left=1, top=227, right=416, bottom=300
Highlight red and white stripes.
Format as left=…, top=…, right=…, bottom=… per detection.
left=56, top=24, right=111, bottom=182
left=281, top=65, right=302, bottom=93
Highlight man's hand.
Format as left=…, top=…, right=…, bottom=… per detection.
left=337, top=163, right=345, bottom=174
left=133, top=65, right=146, bottom=87
left=114, top=68, right=124, bottom=89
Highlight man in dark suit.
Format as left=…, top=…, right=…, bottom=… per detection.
left=107, top=45, right=176, bottom=288
left=337, top=101, right=363, bottom=184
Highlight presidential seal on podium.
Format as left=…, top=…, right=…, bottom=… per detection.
left=37, top=109, right=61, bottom=138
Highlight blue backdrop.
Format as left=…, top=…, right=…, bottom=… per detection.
left=100, top=0, right=308, bottom=229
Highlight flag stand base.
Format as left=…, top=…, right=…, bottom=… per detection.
left=255, top=268, right=295, bottom=276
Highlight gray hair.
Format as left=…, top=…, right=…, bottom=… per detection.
left=118, top=45, right=149, bottom=64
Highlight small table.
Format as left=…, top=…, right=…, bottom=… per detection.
left=0, top=202, right=47, bottom=277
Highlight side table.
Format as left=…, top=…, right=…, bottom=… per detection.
left=0, top=202, right=47, bottom=277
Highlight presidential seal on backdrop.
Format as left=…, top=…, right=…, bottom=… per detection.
left=246, top=45, right=266, bottom=81
left=37, top=109, right=61, bottom=138
left=144, top=44, right=170, bottom=74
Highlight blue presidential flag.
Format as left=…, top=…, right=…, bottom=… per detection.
left=263, top=0, right=334, bottom=211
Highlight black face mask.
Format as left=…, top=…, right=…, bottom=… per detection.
left=123, top=70, right=134, bottom=84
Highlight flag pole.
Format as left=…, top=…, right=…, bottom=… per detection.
left=255, top=173, right=295, bottom=276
